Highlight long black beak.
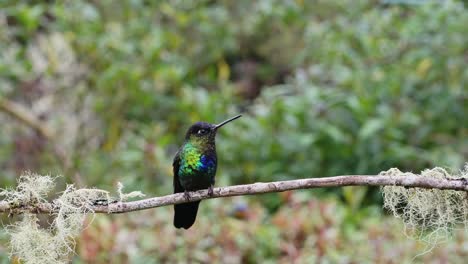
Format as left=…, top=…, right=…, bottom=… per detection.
left=214, top=114, right=242, bottom=130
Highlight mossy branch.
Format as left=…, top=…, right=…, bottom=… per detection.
left=1, top=168, right=467, bottom=263
left=1, top=173, right=466, bottom=215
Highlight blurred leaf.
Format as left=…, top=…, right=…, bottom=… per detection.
left=359, top=118, right=385, bottom=140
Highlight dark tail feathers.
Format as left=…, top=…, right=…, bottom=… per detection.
left=174, top=201, right=200, bottom=229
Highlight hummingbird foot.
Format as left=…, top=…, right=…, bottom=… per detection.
left=183, top=190, right=191, bottom=202
left=208, top=185, right=214, bottom=197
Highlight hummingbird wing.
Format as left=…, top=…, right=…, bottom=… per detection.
left=172, top=150, right=183, bottom=194
left=173, top=149, right=200, bottom=229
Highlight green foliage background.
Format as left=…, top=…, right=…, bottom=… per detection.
left=0, top=0, right=467, bottom=263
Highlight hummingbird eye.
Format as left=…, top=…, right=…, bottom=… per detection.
left=197, top=129, right=208, bottom=135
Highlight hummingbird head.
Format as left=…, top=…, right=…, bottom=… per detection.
left=184, top=114, right=242, bottom=143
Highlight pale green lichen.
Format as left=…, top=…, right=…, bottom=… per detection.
left=2, top=174, right=145, bottom=264
left=0, top=172, right=56, bottom=207
left=8, top=214, right=66, bottom=264
left=117, top=181, right=145, bottom=202
left=52, top=185, right=111, bottom=254
left=3, top=173, right=113, bottom=264
left=381, top=164, right=468, bottom=246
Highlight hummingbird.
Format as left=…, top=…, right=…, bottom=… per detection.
left=173, top=114, right=242, bottom=229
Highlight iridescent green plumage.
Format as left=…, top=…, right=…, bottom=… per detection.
left=179, top=143, right=203, bottom=174
left=173, top=115, right=241, bottom=229
left=177, top=141, right=217, bottom=190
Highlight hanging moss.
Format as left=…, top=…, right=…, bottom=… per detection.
left=2, top=173, right=143, bottom=264
left=381, top=165, right=468, bottom=246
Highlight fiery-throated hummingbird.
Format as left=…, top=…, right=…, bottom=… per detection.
left=173, top=114, right=242, bottom=229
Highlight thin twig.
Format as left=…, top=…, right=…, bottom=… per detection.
left=0, top=98, right=54, bottom=139
left=0, top=97, right=72, bottom=174
left=1, top=174, right=466, bottom=214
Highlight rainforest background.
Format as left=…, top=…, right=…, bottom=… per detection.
left=1, top=0, right=467, bottom=263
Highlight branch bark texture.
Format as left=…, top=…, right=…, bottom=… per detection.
left=1, top=174, right=467, bottom=214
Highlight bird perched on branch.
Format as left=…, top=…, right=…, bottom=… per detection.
left=173, top=114, right=242, bottom=229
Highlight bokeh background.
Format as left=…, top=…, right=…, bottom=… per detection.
left=1, top=0, right=467, bottom=263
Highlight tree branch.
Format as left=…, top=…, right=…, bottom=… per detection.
left=0, top=97, right=54, bottom=140
left=1, top=174, right=467, bottom=214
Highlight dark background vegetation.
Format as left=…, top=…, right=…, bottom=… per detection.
left=1, top=0, right=467, bottom=263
